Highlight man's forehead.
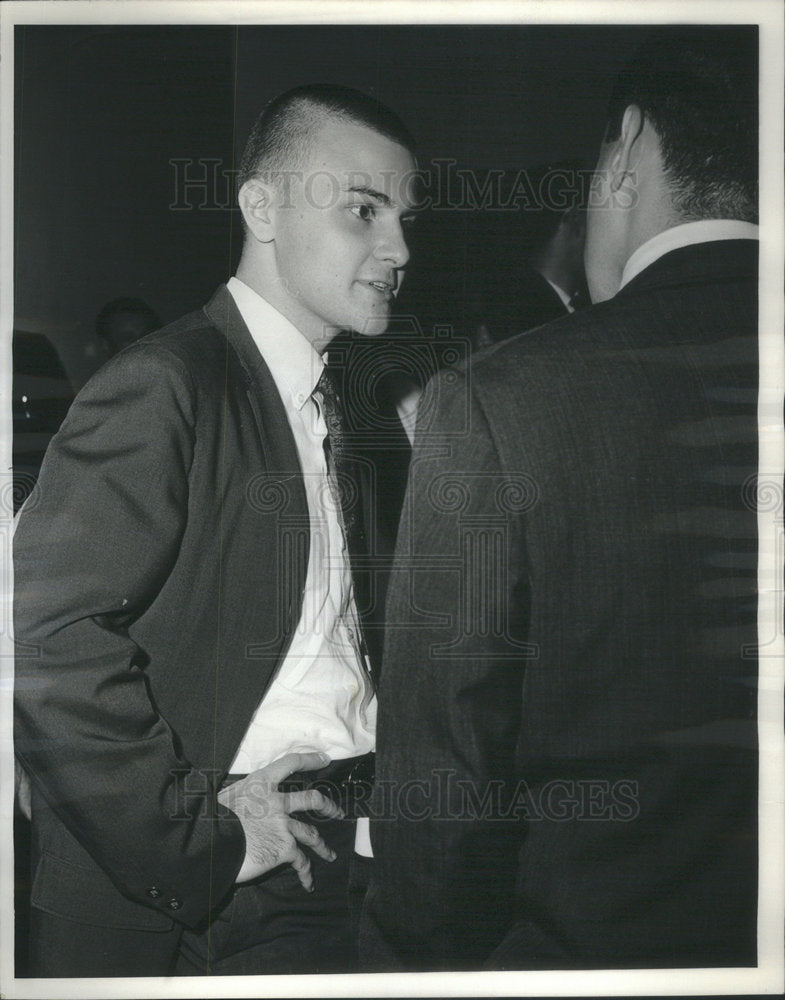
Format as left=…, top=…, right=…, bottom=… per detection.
left=302, top=119, right=416, bottom=191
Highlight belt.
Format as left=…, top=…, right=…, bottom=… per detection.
left=223, top=752, right=375, bottom=820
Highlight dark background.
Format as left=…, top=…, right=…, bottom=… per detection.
left=14, top=23, right=650, bottom=389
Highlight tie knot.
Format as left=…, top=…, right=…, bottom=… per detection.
left=315, top=366, right=341, bottom=405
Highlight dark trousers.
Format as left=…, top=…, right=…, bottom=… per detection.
left=175, top=817, right=358, bottom=975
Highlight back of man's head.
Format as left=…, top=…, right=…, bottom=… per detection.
left=238, top=83, right=416, bottom=190
left=605, top=28, right=758, bottom=224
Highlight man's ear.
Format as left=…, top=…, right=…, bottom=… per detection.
left=238, top=179, right=276, bottom=243
left=610, top=104, right=644, bottom=193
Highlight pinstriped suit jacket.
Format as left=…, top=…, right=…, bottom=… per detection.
left=363, top=240, right=759, bottom=970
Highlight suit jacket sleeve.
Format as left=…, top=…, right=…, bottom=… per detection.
left=360, top=368, right=529, bottom=969
left=14, top=342, right=246, bottom=928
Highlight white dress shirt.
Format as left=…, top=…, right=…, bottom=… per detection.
left=620, top=219, right=759, bottom=290
left=227, top=277, right=376, bottom=775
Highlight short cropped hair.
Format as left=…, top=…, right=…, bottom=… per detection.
left=605, top=28, right=758, bottom=223
left=238, top=83, right=416, bottom=190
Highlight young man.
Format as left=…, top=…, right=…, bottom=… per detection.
left=14, top=84, right=418, bottom=977
left=362, top=28, right=759, bottom=970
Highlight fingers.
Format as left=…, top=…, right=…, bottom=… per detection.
left=258, top=751, right=331, bottom=785
left=289, top=818, right=338, bottom=864
left=283, top=786, right=345, bottom=820
left=289, top=846, right=314, bottom=892
left=15, top=760, right=32, bottom=821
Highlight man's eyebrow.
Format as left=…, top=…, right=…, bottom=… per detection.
left=346, top=185, right=393, bottom=207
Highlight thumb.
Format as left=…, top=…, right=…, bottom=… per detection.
left=256, top=751, right=331, bottom=785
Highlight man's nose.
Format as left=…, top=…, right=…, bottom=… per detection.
left=374, top=219, right=410, bottom=269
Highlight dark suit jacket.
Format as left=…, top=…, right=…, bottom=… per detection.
left=361, top=240, right=759, bottom=970
left=14, top=286, right=320, bottom=973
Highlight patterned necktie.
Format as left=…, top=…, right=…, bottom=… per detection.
left=314, top=367, right=366, bottom=554
left=314, top=366, right=373, bottom=682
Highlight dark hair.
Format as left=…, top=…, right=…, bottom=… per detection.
left=95, top=297, right=160, bottom=341
left=238, top=83, right=416, bottom=190
left=605, top=28, right=758, bottom=223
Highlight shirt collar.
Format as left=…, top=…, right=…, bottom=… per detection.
left=620, top=220, right=760, bottom=291
left=227, top=276, right=324, bottom=410
left=543, top=276, right=574, bottom=312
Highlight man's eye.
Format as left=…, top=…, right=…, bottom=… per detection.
left=350, top=204, right=375, bottom=222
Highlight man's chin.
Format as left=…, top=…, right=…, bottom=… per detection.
left=352, top=314, right=390, bottom=338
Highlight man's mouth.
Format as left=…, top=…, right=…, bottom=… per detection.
left=366, top=279, right=394, bottom=297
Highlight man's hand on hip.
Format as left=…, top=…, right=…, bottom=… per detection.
left=217, top=751, right=344, bottom=891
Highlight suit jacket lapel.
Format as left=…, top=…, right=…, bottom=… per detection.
left=203, top=285, right=308, bottom=475
left=203, top=284, right=310, bottom=682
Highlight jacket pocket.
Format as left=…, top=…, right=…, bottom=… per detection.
left=31, top=850, right=174, bottom=932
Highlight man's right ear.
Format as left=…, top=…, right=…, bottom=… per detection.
left=610, top=104, right=644, bottom=193
left=238, top=179, right=276, bottom=243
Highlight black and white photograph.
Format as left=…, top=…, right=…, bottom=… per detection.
left=1, top=1, right=783, bottom=997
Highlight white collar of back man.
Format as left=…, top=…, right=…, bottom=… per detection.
left=620, top=219, right=759, bottom=292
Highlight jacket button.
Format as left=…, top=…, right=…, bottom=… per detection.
left=167, top=898, right=182, bottom=910
left=146, top=887, right=162, bottom=899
